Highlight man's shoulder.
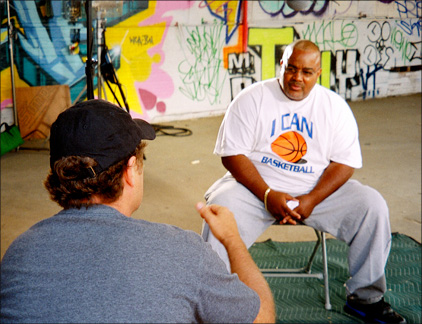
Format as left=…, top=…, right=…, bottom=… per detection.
left=251, top=78, right=278, bottom=91
left=237, top=78, right=278, bottom=96
left=139, top=220, right=205, bottom=248
left=315, top=84, right=345, bottom=100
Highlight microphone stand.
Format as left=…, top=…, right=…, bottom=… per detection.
left=84, top=0, right=128, bottom=112
left=85, top=0, right=95, bottom=100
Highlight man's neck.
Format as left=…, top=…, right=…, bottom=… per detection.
left=90, top=196, right=134, bottom=217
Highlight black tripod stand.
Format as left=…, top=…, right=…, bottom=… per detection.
left=83, top=1, right=191, bottom=137
left=99, top=34, right=129, bottom=112
left=84, top=0, right=128, bottom=112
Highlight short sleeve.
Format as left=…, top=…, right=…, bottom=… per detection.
left=214, top=84, right=262, bottom=157
left=330, top=97, right=362, bottom=168
left=195, top=243, right=260, bottom=323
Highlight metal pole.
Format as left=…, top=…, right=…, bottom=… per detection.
left=7, top=0, right=18, bottom=127
left=96, top=12, right=103, bottom=99
left=85, top=0, right=94, bottom=99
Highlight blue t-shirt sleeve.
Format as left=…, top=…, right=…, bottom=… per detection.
left=195, top=242, right=260, bottom=323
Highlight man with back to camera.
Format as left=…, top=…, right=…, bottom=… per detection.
left=201, top=40, right=406, bottom=323
left=0, top=99, right=275, bottom=323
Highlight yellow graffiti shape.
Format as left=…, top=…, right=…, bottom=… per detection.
left=98, top=2, right=166, bottom=116
left=1, top=65, right=29, bottom=106
left=207, top=1, right=241, bottom=37
left=249, top=28, right=294, bottom=80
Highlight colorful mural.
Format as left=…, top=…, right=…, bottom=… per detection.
left=1, top=0, right=421, bottom=123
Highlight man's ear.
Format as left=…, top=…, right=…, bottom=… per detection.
left=316, top=67, right=322, bottom=78
left=280, top=60, right=286, bottom=75
left=124, top=156, right=138, bottom=187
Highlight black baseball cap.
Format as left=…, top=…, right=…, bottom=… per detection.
left=50, top=99, right=156, bottom=176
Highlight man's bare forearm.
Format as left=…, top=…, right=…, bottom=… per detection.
left=196, top=204, right=275, bottom=323
left=306, top=162, right=354, bottom=205
left=223, top=235, right=276, bottom=323
left=222, top=155, right=269, bottom=200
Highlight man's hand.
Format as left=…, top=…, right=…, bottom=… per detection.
left=196, top=203, right=240, bottom=246
left=293, top=194, right=317, bottom=219
left=266, top=190, right=301, bottom=225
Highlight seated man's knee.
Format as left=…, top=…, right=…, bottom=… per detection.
left=357, top=185, right=389, bottom=221
left=207, top=181, right=254, bottom=209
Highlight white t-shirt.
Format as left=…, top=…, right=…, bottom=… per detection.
left=214, top=78, right=362, bottom=196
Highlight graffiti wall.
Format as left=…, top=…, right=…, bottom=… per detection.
left=1, top=0, right=421, bottom=123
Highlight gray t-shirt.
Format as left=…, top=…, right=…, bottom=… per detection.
left=1, top=205, right=259, bottom=323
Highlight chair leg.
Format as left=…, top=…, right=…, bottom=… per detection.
left=321, top=232, right=332, bottom=310
left=261, top=229, right=322, bottom=278
left=260, top=229, right=331, bottom=311
left=303, top=230, right=321, bottom=273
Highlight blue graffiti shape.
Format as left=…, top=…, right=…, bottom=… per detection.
left=13, top=1, right=86, bottom=89
left=203, top=0, right=243, bottom=44
left=395, top=0, right=422, bottom=36
left=360, top=64, right=383, bottom=100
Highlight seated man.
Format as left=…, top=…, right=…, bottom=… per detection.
left=202, top=40, right=406, bottom=324
left=0, top=100, right=275, bottom=323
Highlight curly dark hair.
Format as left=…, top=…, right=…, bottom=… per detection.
left=44, top=142, right=146, bottom=209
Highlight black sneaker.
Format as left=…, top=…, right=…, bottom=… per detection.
left=344, top=297, right=406, bottom=323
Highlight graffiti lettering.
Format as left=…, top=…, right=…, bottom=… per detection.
left=178, top=24, right=227, bottom=105
left=398, top=19, right=422, bottom=36
left=129, top=35, right=154, bottom=46
left=230, top=76, right=256, bottom=100
left=360, top=64, right=383, bottom=99
left=365, top=21, right=394, bottom=68
left=363, top=45, right=393, bottom=68
left=391, top=27, right=422, bottom=62
left=3, top=0, right=422, bottom=119
left=319, top=51, right=333, bottom=89
left=248, top=27, right=295, bottom=80
left=228, top=52, right=255, bottom=75
left=335, top=50, right=360, bottom=100
left=302, top=20, right=358, bottom=51
left=395, top=0, right=421, bottom=19
left=395, top=0, right=422, bottom=36
left=367, top=21, right=390, bottom=44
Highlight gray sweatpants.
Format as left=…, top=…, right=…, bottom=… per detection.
left=201, top=175, right=392, bottom=303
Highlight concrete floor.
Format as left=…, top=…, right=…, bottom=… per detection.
left=1, top=93, right=421, bottom=259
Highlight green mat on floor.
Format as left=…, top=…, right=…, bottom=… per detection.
left=249, top=233, right=421, bottom=324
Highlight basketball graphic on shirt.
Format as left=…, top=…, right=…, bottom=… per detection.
left=271, top=131, right=307, bottom=163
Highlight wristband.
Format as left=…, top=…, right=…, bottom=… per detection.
left=264, top=187, right=271, bottom=211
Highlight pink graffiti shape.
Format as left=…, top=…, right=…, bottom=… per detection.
left=1, top=99, right=13, bottom=109
left=156, top=101, right=166, bottom=113
left=138, top=89, right=157, bottom=110
left=133, top=1, right=194, bottom=120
